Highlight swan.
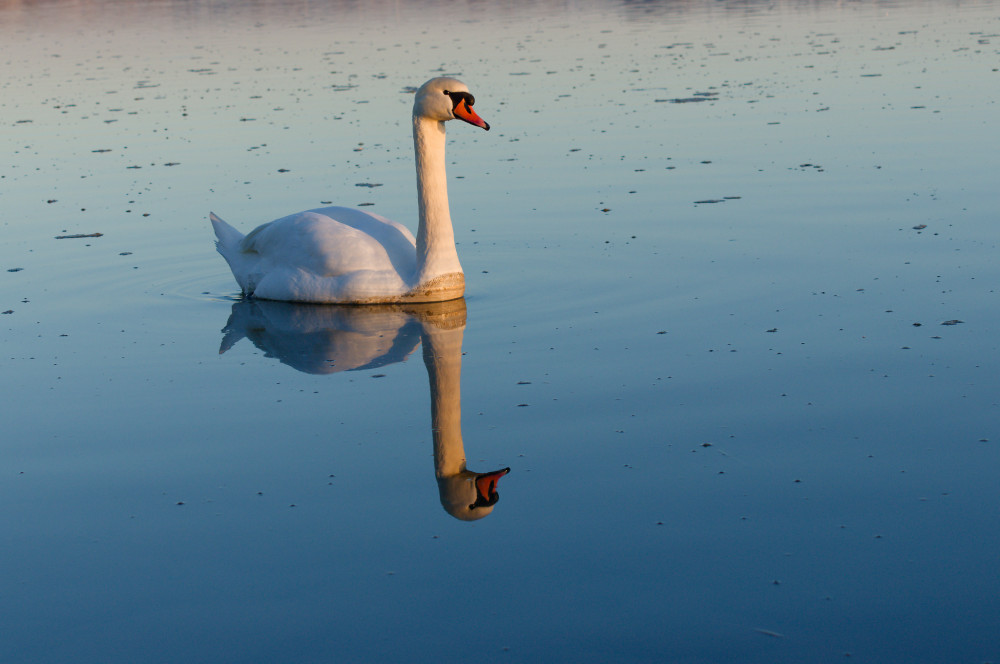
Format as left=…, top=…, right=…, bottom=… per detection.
left=210, top=77, right=490, bottom=304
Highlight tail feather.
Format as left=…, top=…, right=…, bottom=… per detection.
left=209, top=212, right=253, bottom=295
left=210, top=212, right=245, bottom=251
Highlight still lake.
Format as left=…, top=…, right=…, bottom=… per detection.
left=2, top=0, right=999, bottom=661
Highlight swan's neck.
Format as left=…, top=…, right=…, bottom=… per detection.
left=413, top=116, right=463, bottom=286
left=422, top=324, right=466, bottom=479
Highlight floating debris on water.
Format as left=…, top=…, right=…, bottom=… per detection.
left=694, top=195, right=742, bottom=205
left=55, top=233, right=103, bottom=239
left=755, top=629, right=785, bottom=639
left=657, top=92, right=719, bottom=103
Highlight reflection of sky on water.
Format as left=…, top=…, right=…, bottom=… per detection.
left=2, top=0, right=999, bottom=662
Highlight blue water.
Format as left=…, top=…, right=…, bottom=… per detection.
left=2, top=1, right=998, bottom=662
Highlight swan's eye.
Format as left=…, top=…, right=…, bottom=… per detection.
left=445, top=90, right=475, bottom=110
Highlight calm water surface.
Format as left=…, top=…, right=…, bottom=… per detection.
left=2, top=1, right=999, bottom=662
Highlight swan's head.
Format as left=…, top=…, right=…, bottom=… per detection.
left=437, top=467, right=510, bottom=520
left=414, top=77, right=490, bottom=130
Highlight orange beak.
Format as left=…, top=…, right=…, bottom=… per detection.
left=473, top=467, right=510, bottom=508
left=454, top=98, right=490, bottom=131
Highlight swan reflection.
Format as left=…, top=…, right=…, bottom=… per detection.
left=219, top=298, right=509, bottom=520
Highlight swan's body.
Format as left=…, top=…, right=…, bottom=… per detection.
left=210, top=77, right=489, bottom=304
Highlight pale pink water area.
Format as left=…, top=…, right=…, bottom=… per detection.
left=2, top=1, right=999, bottom=663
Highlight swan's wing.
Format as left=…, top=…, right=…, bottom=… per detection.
left=309, top=206, right=416, bottom=255
left=241, top=208, right=417, bottom=279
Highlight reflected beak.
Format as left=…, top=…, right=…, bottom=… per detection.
left=454, top=98, right=490, bottom=131
left=472, top=467, right=510, bottom=508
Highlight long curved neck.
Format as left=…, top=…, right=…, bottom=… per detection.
left=413, top=115, right=462, bottom=284
left=421, top=323, right=466, bottom=479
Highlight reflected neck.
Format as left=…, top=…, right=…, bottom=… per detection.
left=422, top=323, right=465, bottom=478
left=413, top=115, right=462, bottom=285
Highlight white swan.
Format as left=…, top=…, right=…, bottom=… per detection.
left=210, top=77, right=490, bottom=304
